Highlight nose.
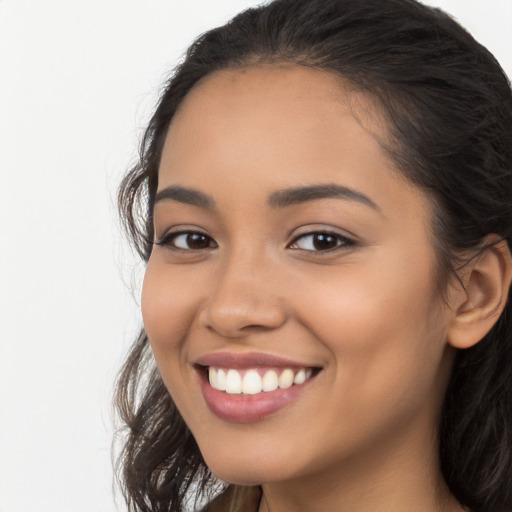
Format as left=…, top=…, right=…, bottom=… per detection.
left=199, top=253, right=288, bottom=338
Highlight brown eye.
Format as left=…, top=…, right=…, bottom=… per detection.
left=311, top=233, right=339, bottom=250
left=156, top=231, right=217, bottom=250
left=182, top=233, right=212, bottom=249
left=289, top=232, right=354, bottom=252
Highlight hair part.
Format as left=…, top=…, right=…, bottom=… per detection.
left=116, top=1, right=512, bottom=510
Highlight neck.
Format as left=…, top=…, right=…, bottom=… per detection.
left=257, top=421, right=465, bottom=512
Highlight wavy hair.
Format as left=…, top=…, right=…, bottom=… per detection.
left=115, top=0, right=512, bottom=510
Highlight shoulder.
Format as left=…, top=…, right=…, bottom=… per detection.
left=199, top=485, right=261, bottom=512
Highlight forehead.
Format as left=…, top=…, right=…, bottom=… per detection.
left=179, top=64, right=354, bottom=116
left=158, top=64, right=430, bottom=223
left=167, top=64, right=389, bottom=154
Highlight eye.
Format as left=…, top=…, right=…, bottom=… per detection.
left=288, top=231, right=354, bottom=252
left=155, top=231, right=217, bottom=250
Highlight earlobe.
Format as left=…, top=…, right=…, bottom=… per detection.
left=448, top=237, right=512, bottom=350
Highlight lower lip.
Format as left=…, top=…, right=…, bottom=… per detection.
left=198, top=369, right=314, bottom=423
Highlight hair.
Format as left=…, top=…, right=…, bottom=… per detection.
left=115, top=0, right=512, bottom=511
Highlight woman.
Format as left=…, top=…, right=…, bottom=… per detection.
left=115, top=0, right=512, bottom=511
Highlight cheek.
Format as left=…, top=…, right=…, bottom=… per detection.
left=142, top=256, right=197, bottom=336
left=141, top=259, right=199, bottom=375
left=140, top=259, right=209, bottom=424
left=292, top=252, right=448, bottom=413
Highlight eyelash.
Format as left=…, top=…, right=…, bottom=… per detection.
left=154, top=231, right=218, bottom=251
left=154, top=230, right=355, bottom=253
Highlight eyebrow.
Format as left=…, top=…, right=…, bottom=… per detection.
left=154, top=185, right=215, bottom=209
left=153, top=183, right=379, bottom=212
left=268, top=184, right=380, bottom=211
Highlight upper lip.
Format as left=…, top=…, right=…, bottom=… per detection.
left=194, top=351, right=320, bottom=369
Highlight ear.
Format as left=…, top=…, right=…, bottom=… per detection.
left=448, top=237, right=512, bottom=349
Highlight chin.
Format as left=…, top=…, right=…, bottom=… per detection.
left=201, top=450, right=291, bottom=486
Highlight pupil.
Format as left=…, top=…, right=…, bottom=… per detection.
left=187, top=233, right=209, bottom=249
left=313, top=233, right=337, bottom=250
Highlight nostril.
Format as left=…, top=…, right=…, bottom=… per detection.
left=201, top=299, right=287, bottom=338
left=205, top=322, right=282, bottom=338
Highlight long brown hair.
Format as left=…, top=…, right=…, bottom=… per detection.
left=115, top=1, right=512, bottom=510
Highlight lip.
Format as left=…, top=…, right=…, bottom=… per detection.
left=195, top=351, right=316, bottom=369
left=194, top=351, right=321, bottom=423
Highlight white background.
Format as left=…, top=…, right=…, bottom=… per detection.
left=0, top=1, right=510, bottom=511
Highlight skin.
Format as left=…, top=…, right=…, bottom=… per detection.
left=142, top=65, right=469, bottom=512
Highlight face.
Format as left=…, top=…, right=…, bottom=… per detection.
left=142, top=65, right=456, bottom=486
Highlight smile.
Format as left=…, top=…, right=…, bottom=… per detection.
left=195, top=355, right=321, bottom=423
left=208, top=367, right=314, bottom=395
left=194, top=352, right=322, bottom=422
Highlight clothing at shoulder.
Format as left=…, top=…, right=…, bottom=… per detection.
left=200, top=485, right=261, bottom=512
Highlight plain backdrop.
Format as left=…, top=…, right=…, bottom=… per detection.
left=0, top=1, right=511, bottom=511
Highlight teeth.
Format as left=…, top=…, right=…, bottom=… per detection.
left=208, top=367, right=314, bottom=395
left=294, top=368, right=306, bottom=384
left=208, top=367, right=217, bottom=387
left=242, top=370, right=262, bottom=395
left=262, top=370, right=279, bottom=392
left=225, top=369, right=242, bottom=394
left=278, top=369, right=294, bottom=389
left=216, top=369, right=227, bottom=391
